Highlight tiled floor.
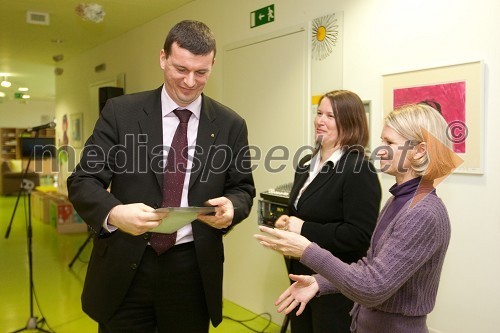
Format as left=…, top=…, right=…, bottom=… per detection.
left=0, top=194, right=283, bottom=332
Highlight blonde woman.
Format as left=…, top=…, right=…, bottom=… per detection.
left=256, top=103, right=458, bottom=333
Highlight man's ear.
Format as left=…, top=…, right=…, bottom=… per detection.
left=160, top=49, right=167, bottom=70
left=413, top=142, right=427, bottom=160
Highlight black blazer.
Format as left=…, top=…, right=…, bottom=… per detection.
left=67, top=87, right=255, bottom=326
left=288, top=150, right=381, bottom=275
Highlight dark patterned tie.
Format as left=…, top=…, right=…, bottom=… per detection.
left=150, top=109, right=192, bottom=255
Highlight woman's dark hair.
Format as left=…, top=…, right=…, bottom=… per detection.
left=163, top=20, right=216, bottom=58
left=418, top=100, right=442, bottom=114
left=318, top=90, right=369, bottom=153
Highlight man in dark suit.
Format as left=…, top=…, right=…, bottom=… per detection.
left=67, top=20, right=255, bottom=333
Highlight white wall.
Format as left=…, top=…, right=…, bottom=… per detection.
left=0, top=99, right=55, bottom=128
left=56, top=0, right=500, bottom=332
left=341, top=2, right=500, bottom=332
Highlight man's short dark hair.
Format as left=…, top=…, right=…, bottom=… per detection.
left=164, top=20, right=216, bottom=58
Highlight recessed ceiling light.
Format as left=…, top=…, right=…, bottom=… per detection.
left=22, top=94, right=31, bottom=99
left=1, top=78, right=12, bottom=88
left=18, top=87, right=29, bottom=92
left=0, top=92, right=6, bottom=98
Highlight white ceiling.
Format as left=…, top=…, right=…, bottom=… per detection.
left=0, top=0, right=193, bottom=102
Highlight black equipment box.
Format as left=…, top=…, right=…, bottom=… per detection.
left=258, top=183, right=292, bottom=228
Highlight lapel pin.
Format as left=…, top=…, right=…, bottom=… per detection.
left=211, top=133, right=215, bottom=137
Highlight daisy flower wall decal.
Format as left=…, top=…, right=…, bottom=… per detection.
left=312, top=14, right=339, bottom=61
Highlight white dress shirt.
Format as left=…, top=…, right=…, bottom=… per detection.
left=294, top=149, right=344, bottom=208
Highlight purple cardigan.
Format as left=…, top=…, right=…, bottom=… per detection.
left=301, top=192, right=451, bottom=333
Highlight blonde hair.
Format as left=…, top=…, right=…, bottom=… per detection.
left=385, top=103, right=456, bottom=180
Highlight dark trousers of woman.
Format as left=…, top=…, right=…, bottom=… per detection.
left=288, top=258, right=353, bottom=333
left=290, top=292, right=353, bottom=333
left=98, top=242, right=209, bottom=333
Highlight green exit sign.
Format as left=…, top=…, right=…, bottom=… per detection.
left=14, top=92, right=24, bottom=99
left=250, top=4, right=275, bottom=28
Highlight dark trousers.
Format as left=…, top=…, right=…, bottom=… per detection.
left=98, top=242, right=209, bottom=333
left=288, top=259, right=352, bottom=333
left=290, top=293, right=353, bottom=333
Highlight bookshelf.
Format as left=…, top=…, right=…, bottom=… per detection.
left=0, top=127, right=56, bottom=160
left=0, top=128, right=23, bottom=160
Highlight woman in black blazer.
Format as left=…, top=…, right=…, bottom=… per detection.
left=274, top=90, right=381, bottom=333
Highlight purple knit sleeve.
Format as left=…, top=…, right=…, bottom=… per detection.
left=301, top=197, right=448, bottom=308
left=313, top=272, right=339, bottom=296
left=302, top=243, right=346, bottom=295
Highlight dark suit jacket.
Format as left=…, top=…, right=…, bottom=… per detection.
left=288, top=150, right=381, bottom=275
left=67, top=86, right=255, bottom=326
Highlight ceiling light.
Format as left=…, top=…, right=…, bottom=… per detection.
left=22, top=94, right=31, bottom=99
left=1, top=77, right=12, bottom=88
left=75, top=3, right=105, bottom=23
left=18, top=87, right=29, bottom=92
left=0, top=92, right=6, bottom=98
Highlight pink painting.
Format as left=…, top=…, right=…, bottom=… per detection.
left=393, top=81, right=466, bottom=153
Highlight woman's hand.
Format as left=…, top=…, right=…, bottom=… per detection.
left=274, top=215, right=304, bottom=234
left=254, top=225, right=311, bottom=258
left=275, top=274, right=319, bottom=315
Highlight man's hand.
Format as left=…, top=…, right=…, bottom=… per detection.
left=108, top=203, right=169, bottom=235
left=196, top=197, right=234, bottom=229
